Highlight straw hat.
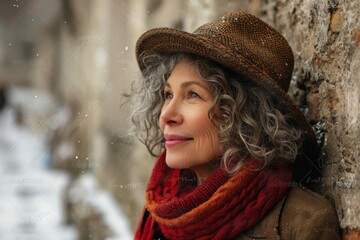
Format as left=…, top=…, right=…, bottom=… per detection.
left=136, top=11, right=320, bottom=186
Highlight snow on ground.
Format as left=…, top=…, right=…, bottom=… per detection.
left=0, top=86, right=132, bottom=240
left=0, top=106, right=77, bottom=240
left=0, top=170, right=77, bottom=240
left=69, top=174, right=133, bottom=240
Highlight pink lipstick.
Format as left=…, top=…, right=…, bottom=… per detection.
left=164, top=134, right=193, bottom=147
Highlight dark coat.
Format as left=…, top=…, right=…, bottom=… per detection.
left=238, top=187, right=341, bottom=240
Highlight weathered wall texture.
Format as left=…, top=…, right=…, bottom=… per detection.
left=259, top=0, right=360, bottom=232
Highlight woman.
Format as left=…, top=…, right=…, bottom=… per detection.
left=132, top=11, right=340, bottom=239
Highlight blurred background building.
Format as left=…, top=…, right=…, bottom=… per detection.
left=1, top=0, right=359, bottom=239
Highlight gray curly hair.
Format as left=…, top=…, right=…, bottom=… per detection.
left=131, top=52, right=303, bottom=174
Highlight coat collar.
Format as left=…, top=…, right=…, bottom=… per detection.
left=238, top=192, right=287, bottom=240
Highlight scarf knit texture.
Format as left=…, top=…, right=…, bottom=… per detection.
left=135, top=151, right=292, bottom=240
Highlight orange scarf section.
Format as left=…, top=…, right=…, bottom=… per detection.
left=136, top=151, right=292, bottom=239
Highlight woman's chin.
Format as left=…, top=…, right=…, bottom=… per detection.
left=165, top=157, right=188, bottom=169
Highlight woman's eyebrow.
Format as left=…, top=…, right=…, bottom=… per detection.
left=165, top=80, right=208, bottom=90
left=181, top=81, right=208, bottom=90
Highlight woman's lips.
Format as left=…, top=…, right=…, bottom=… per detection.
left=164, top=134, right=193, bottom=147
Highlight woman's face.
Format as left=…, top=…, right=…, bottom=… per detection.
left=159, top=59, right=221, bottom=177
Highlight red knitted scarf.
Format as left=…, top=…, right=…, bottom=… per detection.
left=135, top=151, right=292, bottom=240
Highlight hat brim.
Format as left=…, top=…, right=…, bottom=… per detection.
left=136, top=28, right=321, bottom=188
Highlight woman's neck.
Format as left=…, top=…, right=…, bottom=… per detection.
left=191, top=159, right=220, bottom=185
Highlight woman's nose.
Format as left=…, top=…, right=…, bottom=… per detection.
left=160, top=99, right=183, bottom=126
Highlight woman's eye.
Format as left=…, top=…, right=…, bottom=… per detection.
left=164, top=91, right=173, bottom=99
left=189, top=91, right=199, bottom=99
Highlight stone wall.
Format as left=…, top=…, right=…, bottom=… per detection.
left=256, top=0, right=360, bottom=235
